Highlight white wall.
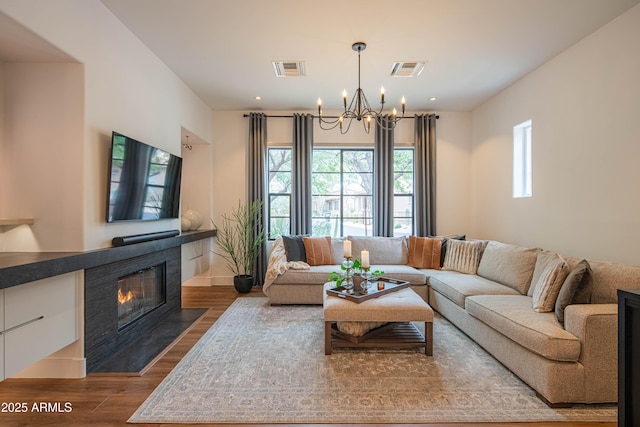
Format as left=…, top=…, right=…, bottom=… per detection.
left=209, top=109, right=471, bottom=284
left=1, top=62, right=84, bottom=251
left=470, top=4, right=640, bottom=264
left=0, top=0, right=214, bottom=250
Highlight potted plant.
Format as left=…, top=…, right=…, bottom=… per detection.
left=212, top=199, right=265, bottom=293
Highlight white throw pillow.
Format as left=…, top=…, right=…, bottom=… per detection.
left=442, top=239, right=484, bottom=275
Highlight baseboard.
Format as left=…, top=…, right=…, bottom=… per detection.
left=11, top=357, right=86, bottom=379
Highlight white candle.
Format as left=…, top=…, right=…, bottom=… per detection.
left=343, top=240, right=352, bottom=258
left=361, top=250, right=370, bottom=268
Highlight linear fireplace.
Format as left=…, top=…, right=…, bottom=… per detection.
left=117, top=265, right=166, bottom=329
left=85, top=247, right=181, bottom=372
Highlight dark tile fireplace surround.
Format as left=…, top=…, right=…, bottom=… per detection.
left=0, top=229, right=215, bottom=374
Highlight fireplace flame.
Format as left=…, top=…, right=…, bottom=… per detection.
left=118, top=288, right=134, bottom=305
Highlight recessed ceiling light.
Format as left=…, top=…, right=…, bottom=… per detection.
left=255, top=96, right=262, bottom=100
left=429, top=97, right=437, bottom=102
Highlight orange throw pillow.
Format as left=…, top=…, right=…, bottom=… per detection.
left=408, top=236, right=443, bottom=269
left=302, top=236, right=335, bottom=266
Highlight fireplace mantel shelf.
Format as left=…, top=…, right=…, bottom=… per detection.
left=0, top=229, right=216, bottom=290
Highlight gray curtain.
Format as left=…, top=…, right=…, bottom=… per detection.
left=414, top=114, right=437, bottom=236
left=291, top=113, right=313, bottom=235
left=373, top=115, right=395, bottom=237
left=248, top=112, right=267, bottom=286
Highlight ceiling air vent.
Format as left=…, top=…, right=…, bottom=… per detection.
left=272, top=60, right=307, bottom=77
left=390, top=61, right=426, bottom=77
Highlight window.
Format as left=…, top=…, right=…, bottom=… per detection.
left=513, top=120, right=532, bottom=198
left=311, top=149, right=373, bottom=237
left=267, top=148, right=292, bottom=239
left=393, top=149, right=414, bottom=236
left=266, top=147, right=416, bottom=239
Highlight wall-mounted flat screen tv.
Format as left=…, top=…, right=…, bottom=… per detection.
left=107, top=131, right=182, bottom=222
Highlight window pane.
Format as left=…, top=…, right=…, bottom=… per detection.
left=269, top=149, right=292, bottom=171
left=343, top=218, right=372, bottom=237
left=394, top=150, right=414, bottom=172
left=312, top=172, right=341, bottom=194
left=394, top=171, right=413, bottom=194
left=269, top=171, right=291, bottom=193
left=269, top=218, right=290, bottom=240
left=393, top=218, right=412, bottom=237
left=393, top=195, right=413, bottom=217
left=312, top=195, right=340, bottom=218
left=269, top=194, right=290, bottom=216
left=343, top=151, right=373, bottom=173
left=343, top=172, right=372, bottom=195
left=343, top=195, right=372, bottom=218
left=312, top=218, right=339, bottom=237
left=312, top=150, right=340, bottom=172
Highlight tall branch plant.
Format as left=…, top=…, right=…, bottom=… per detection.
left=212, top=200, right=265, bottom=277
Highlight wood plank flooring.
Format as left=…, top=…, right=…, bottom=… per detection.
left=0, top=285, right=616, bottom=427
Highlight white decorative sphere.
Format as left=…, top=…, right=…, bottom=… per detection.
left=183, top=209, right=203, bottom=231
left=180, top=217, right=192, bottom=232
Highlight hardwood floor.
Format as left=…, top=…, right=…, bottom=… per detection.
left=0, top=285, right=616, bottom=427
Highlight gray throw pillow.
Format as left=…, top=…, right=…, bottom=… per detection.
left=555, top=259, right=593, bottom=324
left=282, top=235, right=307, bottom=262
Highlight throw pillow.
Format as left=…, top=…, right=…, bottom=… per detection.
left=531, top=253, right=570, bottom=313
left=555, top=259, right=593, bottom=324
left=477, top=241, right=539, bottom=295
left=282, top=235, right=307, bottom=262
left=408, top=236, right=443, bottom=269
left=302, top=236, right=335, bottom=266
left=442, top=239, right=484, bottom=274
left=432, top=234, right=466, bottom=267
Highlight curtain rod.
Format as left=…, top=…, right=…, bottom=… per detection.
left=242, top=114, right=439, bottom=119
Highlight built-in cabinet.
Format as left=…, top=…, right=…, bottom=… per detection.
left=0, top=273, right=78, bottom=380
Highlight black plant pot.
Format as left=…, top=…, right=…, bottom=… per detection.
left=233, top=275, right=254, bottom=293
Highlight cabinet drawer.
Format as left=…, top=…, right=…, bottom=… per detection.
left=4, top=273, right=77, bottom=330
left=3, top=273, right=77, bottom=377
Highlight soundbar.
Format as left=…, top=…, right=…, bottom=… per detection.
left=112, top=229, right=180, bottom=247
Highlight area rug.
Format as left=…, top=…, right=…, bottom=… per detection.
left=129, top=297, right=616, bottom=424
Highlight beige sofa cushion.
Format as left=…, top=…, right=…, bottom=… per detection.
left=587, top=260, right=640, bottom=304
left=348, top=236, right=408, bottom=265
left=465, top=295, right=581, bottom=362
left=374, top=265, right=428, bottom=285
left=426, top=269, right=520, bottom=308
left=477, top=241, right=539, bottom=294
left=272, top=265, right=338, bottom=285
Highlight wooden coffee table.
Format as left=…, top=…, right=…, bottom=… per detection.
left=323, top=282, right=433, bottom=356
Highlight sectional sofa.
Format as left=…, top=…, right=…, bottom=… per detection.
left=263, top=235, right=640, bottom=406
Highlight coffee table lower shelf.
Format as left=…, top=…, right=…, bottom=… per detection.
left=326, top=321, right=430, bottom=354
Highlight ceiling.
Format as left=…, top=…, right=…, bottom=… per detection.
left=47, top=1, right=640, bottom=111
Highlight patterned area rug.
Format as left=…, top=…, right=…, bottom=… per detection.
left=129, top=297, right=616, bottom=423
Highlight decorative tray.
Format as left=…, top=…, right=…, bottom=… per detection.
left=325, top=277, right=410, bottom=303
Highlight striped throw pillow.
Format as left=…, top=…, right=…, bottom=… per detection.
left=532, top=254, right=570, bottom=313
left=442, top=239, right=484, bottom=274
left=408, top=236, right=443, bottom=269
left=302, top=236, right=335, bottom=266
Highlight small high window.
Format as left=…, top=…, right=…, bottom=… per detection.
left=513, top=120, right=532, bottom=198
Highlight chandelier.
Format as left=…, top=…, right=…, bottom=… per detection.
left=317, top=42, right=405, bottom=134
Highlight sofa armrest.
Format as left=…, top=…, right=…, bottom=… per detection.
left=564, top=303, right=618, bottom=402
